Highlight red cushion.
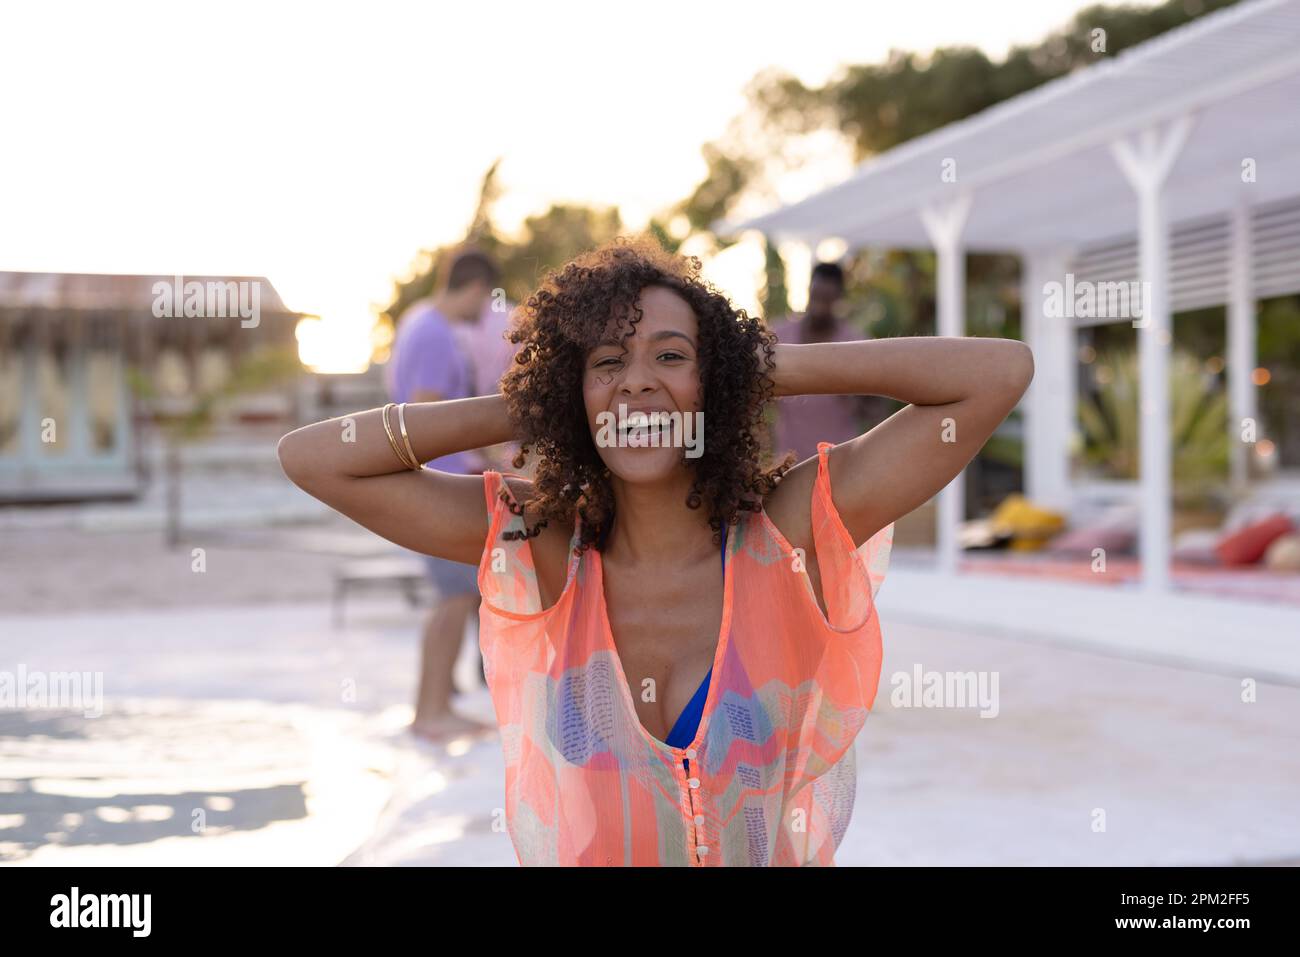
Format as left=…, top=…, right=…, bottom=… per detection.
left=1214, top=513, right=1294, bottom=566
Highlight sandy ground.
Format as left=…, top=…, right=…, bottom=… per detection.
left=0, top=598, right=453, bottom=865
left=4, top=592, right=1299, bottom=866
left=0, top=504, right=462, bottom=865
left=0, top=519, right=399, bottom=615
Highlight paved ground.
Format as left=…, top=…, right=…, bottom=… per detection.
left=0, top=513, right=389, bottom=615
left=3, top=595, right=1298, bottom=866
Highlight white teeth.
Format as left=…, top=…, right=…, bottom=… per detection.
left=619, top=417, right=672, bottom=447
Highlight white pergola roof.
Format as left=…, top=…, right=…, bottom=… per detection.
left=721, top=0, right=1300, bottom=253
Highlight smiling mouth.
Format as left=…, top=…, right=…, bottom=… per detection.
left=618, top=417, right=674, bottom=447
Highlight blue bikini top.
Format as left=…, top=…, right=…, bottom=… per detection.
left=663, top=525, right=722, bottom=751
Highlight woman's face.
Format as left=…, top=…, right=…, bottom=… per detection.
left=583, top=284, right=703, bottom=485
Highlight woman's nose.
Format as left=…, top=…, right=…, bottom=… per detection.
left=618, top=355, right=659, bottom=394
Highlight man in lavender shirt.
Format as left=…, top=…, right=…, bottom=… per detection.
left=387, top=247, right=501, bottom=742
left=770, top=262, right=869, bottom=463
left=458, top=294, right=521, bottom=473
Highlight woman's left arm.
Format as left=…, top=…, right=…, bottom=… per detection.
left=764, top=336, right=1034, bottom=547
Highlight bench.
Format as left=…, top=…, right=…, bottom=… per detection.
left=332, top=556, right=430, bottom=627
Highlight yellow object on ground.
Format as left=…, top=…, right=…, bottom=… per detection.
left=989, top=494, right=1066, bottom=552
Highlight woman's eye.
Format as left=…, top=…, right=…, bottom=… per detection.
left=594, top=357, right=622, bottom=368
left=658, top=352, right=686, bottom=362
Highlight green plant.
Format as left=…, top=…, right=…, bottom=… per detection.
left=1076, top=348, right=1229, bottom=508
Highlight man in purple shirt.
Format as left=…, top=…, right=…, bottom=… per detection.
left=387, top=247, right=501, bottom=742
left=459, top=294, right=521, bottom=473
left=770, top=261, right=870, bottom=463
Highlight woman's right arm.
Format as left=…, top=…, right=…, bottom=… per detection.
left=276, top=394, right=517, bottom=564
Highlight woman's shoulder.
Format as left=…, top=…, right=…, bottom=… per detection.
left=479, top=470, right=582, bottom=617
left=484, top=470, right=579, bottom=573
left=490, top=470, right=533, bottom=509
left=757, top=454, right=821, bottom=555
left=485, top=472, right=577, bottom=533
left=756, top=448, right=893, bottom=578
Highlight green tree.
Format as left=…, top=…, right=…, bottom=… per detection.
left=382, top=160, right=625, bottom=329
left=1077, top=348, right=1230, bottom=507
left=680, top=0, right=1239, bottom=305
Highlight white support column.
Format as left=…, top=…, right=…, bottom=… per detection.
left=1021, top=247, right=1075, bottom=512
left=778, top=239, right=814, bottom=315
left=1110, top=114, right=1195, bottom=593
left=920, top=191, right=973, bottom=576
left=1227, top=201, right=1256, bottom=494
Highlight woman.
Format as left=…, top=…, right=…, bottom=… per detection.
left=278, top=236, right=1033, bottom=866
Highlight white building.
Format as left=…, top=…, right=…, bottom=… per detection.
left=721, top=0, right=1300, bottom=680
left=724, top=0, right=1300, bottom=595
left=0, top=272, right=303, bottom=502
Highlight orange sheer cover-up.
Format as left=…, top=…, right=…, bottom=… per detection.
left=476, top=441, right=893, bottom=866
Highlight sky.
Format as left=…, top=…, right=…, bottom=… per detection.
left=1, top=0, right=1094, bottom=371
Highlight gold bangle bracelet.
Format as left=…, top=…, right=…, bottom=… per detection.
left=396, top=402, right=422, bottom=470
left=381, top=403, right=415, bottom=469
left=390, top=404, right=419, bottom=469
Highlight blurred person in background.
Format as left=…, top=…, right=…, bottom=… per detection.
left=461, top=293, right=522, bottom=474
left=387, top=246, right=502, bottom=742
left=769, top=262, right=875, bottom=462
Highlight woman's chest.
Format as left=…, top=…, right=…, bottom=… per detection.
left=600, top=559, right=725, bottom=743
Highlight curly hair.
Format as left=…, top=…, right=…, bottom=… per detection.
left=497, top=234, right=793, bottom=552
